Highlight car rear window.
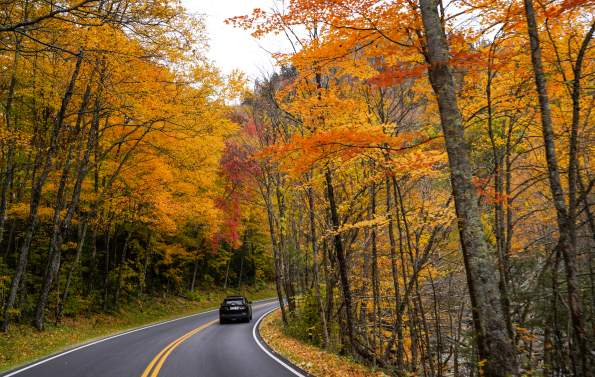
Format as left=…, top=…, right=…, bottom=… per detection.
left=224, top=299, right=244, bottom=305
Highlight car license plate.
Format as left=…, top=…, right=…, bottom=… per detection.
left=230, top=306, right=241, bottom=310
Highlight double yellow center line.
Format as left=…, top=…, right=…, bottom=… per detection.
left=140, top=303, right=271, bottom=377
left=140, top=319, right=218, bottom=377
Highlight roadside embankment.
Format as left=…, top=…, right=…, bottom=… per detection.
left=259, top=309, right=388, bottom=377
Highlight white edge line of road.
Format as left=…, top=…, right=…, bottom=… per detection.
left=3, top=297, right=278, bottom=377
left=252, top=307, right=307, bottom=377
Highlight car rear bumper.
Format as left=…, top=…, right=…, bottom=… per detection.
left=219, top=312, right=250, bottom=321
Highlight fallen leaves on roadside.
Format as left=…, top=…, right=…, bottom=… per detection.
left=260, top=310, right=388, bottom=377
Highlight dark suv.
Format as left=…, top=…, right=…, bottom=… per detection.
left=219, top=296, right=252, bottom=324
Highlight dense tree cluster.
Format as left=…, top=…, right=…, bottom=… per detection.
left=228, top=0, right=594, bottom=376
left=0, top=0, right=272, bottom=333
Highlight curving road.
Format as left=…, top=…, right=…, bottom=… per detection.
left=2, top=299, right=307, bottom=377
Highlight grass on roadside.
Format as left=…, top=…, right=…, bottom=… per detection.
left=259, top=309, right=388, bottom=377
left=0, top=285, right=276, bottom=372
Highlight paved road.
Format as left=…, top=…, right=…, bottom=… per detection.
left=2, top=299, right=305, bottom=377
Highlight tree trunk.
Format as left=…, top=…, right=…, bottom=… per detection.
left=486, top=54, right=515, bottom=342
left=325, top=168, right=359, bottom=354
left=383, top=176, right=405, bottom=369
left=86, top=93, right=103, bottom=295
left=264, top=179, right=288, bottom=324
left=0, top=39, right=21, bottom=247
left=275, top=174, right=296, bottom=313
left=141, top=235, right=152, bottom=296
left=369, top=180, right=381, bottom=363
left=307, top=177, right=330, bottom=348
left=237, top=246, right=244, bottom=290
left=568, top=20, right=594, bottom=249
left=35, top=74, right=95, bottom=330
left=88, top=228, right=98, bottom=294
left=103, top=229, right=111, bottom=311
left=190, top=254, right=199, bottom=293
left=2, top=52, right=83, bottom=332
left=223, top=258, right=230, bottom=290
left=322, top=239, right=335, bottom=344
left=56, top=221, right=88, bottom=323
left=114, top=230, right=132, bottom=307
left=523, top=1, right=589, bottom=373
left=418, top=1, right=518, bottom=374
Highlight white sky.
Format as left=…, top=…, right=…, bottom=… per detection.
left=182, top=0, right=289, bottom=81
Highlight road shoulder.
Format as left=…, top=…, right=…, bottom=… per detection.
left=257, top=309, right=387, bottom=377
left=253, top=308, right=312, bottom=377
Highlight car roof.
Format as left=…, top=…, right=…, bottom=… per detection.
left=224, top=295, right=245, bottom=300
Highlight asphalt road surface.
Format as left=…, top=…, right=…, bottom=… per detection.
left=2, top=299, right=306, bottom=377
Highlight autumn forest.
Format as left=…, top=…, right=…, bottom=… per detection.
left=0, top=0, right=593, bottom=376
